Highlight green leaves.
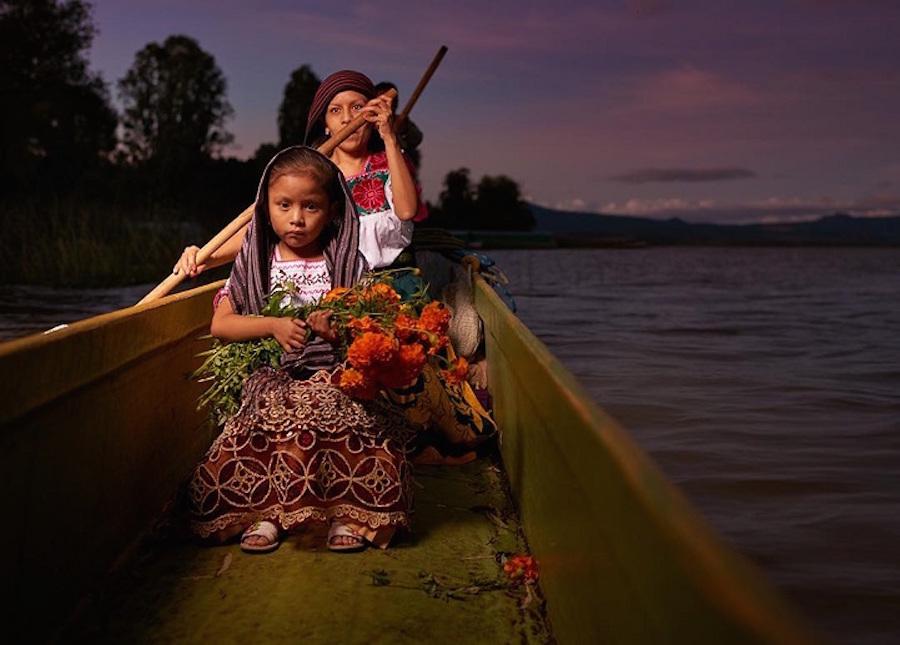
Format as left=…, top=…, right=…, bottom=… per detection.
left=193, top=335, right=283, bottom=426
left=192, top=270, right=428, bottom=425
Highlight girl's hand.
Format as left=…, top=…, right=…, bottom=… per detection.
left=364, top=94, right=397, bottom=144
left=307, top=309, right=339, bottom=345
left=174, top=245, right=204, bottom=277
left=270, top=317, right=310, bottom=353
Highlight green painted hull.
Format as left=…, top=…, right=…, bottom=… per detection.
left=0, top=278, right=820, bottom=643
left=474, top=277, right=820, bottom=643
left=0, top=283, right=220, bottom=641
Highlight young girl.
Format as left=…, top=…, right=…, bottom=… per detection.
left=184, top=146, right=415, bottom=554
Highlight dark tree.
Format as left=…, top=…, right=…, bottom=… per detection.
left=278, top=64, right=320, bottom=147
left=118, top=35, right=233, bottom=172
left=426, top=167, right=476, bottom=229
left=251, top=142, right=281, bottom=172
left=0, top=0, right=117, bottom=196
left=474, top=175, right=535, bottom=230
left=424, top=168, right=534, bottom=231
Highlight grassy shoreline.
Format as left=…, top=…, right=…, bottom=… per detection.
left=0, top=199, right=204, bottom=288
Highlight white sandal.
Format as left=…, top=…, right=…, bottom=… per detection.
left=327, top=521, right=367, bottom=553
left=240, top=520, right=280, bottom=553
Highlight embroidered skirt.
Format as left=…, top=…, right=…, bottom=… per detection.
left=186, top=367, right=415, bottom=540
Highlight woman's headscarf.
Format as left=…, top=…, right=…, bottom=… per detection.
left=227, top=145, right=365, bottom=374
left=304, top=70, right=376, bottom=146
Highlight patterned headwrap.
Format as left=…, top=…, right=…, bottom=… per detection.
left=227, top=145, right=366, bottom=375
left=304, top=69, right=376, bottom=146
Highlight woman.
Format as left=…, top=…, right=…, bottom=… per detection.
left=173, top=70, right=426, bottom=282
left=304, top=69, right=427, bottom=276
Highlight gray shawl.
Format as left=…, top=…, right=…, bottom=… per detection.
left=227, top=145, right=365, bottom=375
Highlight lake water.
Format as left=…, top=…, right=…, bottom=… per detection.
left=487, top=247, right=900, bottom=645
left=2, top=247, right=899, bottom=644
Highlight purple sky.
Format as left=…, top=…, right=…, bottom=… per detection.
left=85, top=0, right=900, bottom=223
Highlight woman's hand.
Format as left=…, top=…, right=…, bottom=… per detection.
left=307, top=309, right=339, bottom=345
left=174, top=245, right=204, bottom=277
left=364, top=94, right=397, bottom=145
left=270, top=317, right=310, bottom=353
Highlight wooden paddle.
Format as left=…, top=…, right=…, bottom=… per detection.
left=138, top=45, right=448, bottom=305
left=136, top=89, right=396, bottom=305
left=395, top=44, right=447, bottom=131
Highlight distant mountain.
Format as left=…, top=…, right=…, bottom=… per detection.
left=527, top=205, right=900, bottom=246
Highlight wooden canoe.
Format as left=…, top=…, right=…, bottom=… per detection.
left=0, top=276, right=821, bottom=643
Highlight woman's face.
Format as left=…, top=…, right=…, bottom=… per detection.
left=324, top=90, right=372, bottom=154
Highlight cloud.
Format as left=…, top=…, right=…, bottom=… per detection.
left=793, top=0, right=876, bottom=6
left=609, top=168, right=757, bottom=184
left=596, top=193, right=900, bottom=223
left=627, top=67, right=763, bottom=113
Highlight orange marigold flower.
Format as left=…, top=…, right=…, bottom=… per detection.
left=348, top=315, right=381, bottom=335
left=323, top=287, right=350, bottom=303
left=361, top=282, right=400, bottom=304
left=370, top=342, right=428, bottom=390
left=390, top=343, right=428, bottom=386
left=418, top=301, right=451, bottom=334
left=393, top=313, right=419, bottom=341
left=424, top=331, right=450, bottom=355
left=338, top=367, right=379, bottom=400
left=347, top=331, right=397, bottom=369
left=441, top=356, right=469, bottom=384
left=503, top=554, right=539, bottom=585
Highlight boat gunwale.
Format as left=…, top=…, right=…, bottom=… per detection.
left=0, top=281, right=226, bottom=427
left=473, top=274, right=821, bottom=644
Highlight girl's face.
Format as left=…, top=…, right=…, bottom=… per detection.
left=267, top=172, right=335, bottom=260
left=325, top=90, right=372, bottom=153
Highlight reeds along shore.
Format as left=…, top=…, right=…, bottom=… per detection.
left=0, top=200, right=200, bottom=288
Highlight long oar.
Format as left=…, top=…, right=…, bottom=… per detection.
left=395, top=44, right=447, bottom=131
left=136, top=89, right=396, bottom=306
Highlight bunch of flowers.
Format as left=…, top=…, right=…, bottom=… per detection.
left=194, top=270, right=469, bottom=423
left=327, top=280, right=469, bottom=399
left=501, top=553, right=540, bottom=586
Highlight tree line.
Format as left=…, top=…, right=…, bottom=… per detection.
left=0, top=0, right=534, bottom=236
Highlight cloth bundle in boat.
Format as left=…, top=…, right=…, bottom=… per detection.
left=442, top=267, right=482, bottom=360
left=414, top=249, right=483, bottom=359
left=385, top=355, right=497, bottom=454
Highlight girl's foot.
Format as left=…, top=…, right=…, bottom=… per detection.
left=327, top=521, right=367, bottom=552
left=240, top=520, right=280, bottom=553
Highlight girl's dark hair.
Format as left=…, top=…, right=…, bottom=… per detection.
left=267, top=147, right=344, bottom=211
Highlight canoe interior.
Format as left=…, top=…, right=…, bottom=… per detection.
left=0, top=283, right=221, bottom=641
left=0, top=274, right=821, bottom=643
left=0, top=281, right=552, bottom=643
left=60, top=453, right=551, bottom=643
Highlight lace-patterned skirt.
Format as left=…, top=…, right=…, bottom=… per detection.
left=186, top=367, right=416, bottom=540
